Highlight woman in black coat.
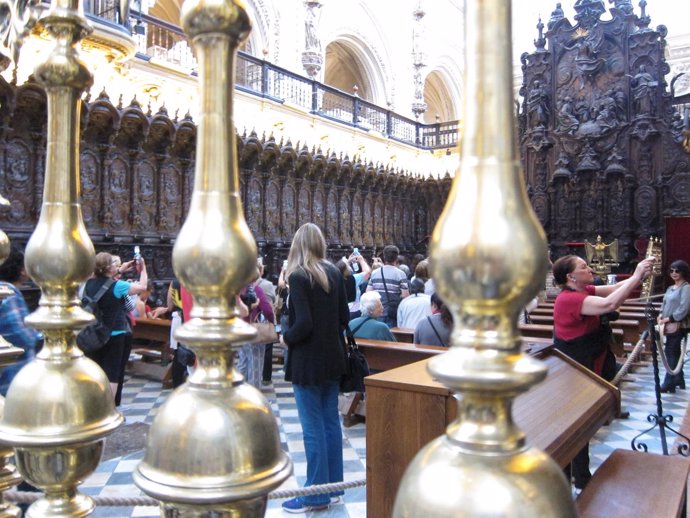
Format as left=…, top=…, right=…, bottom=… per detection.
left=280, top=223, right=349, bottom=513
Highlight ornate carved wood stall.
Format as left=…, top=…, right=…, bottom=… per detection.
left=519, top=0, right=690, bottom=264
left=0, top=78, right=447, bottom=299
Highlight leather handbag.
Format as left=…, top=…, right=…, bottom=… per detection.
left=340, top=325, right=370, bottom=393
left=250, top=321, right=279, bottom=344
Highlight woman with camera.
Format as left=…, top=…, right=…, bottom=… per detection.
left=83, top=251, right=148, bottom=405
left=279, top=223, right=349, bottom=513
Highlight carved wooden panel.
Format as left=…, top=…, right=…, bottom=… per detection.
left=519, top=2, right=690, bottom=263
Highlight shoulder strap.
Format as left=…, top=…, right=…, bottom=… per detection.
left=379, top=267, right=391, bottom=299
left=426, top=316, right=446, bottom=347
left=351, top=317, right=372, bottom=335
left=84, top=278, right=115, bottom=306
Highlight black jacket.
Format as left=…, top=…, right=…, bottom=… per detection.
left=283, top=262, right=349, bottom=385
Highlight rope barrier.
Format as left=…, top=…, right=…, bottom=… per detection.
left=657, top=325, right=687, bottom=376
left=4, top=478, right=367, bottom=507
left=611, top=330, right=648, bottom=386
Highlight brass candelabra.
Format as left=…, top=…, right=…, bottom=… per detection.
left=393, top=0, right=577, bottom=516
left=0, top=0, right=123, bottom=516
left=133, top=1, right=292, bottom=516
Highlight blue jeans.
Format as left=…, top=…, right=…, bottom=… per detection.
left=293, top=379, right=343, bottom=506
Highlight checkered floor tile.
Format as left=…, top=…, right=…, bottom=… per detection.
left=23, top=352, right=690, bottom=517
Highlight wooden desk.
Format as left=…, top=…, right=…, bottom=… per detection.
left=365, top=350, right=620, bottom=518
left=390, top=327, right=414, bottom=343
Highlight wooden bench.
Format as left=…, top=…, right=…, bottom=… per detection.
left=529, top=314, right=642, bottom=347
left=390, top=327, right=414, bottom=343
left=131, top=317, right=173, bottom=387
left=577, top=448, right=690, bottom=518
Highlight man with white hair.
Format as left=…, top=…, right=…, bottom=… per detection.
left=348, top=291, right=396, bottom=341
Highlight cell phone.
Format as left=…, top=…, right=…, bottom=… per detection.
left=257, top=256, right=263, bottom=266
left=353, top=247, right=360, bottom=256
left=283, top=260, right=288, bottom=269
left=133, top=245, right=141, bottom=259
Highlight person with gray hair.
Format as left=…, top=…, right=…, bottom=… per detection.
left=397, top=278, right=431, bottom=329
left=348, top=291, right=396, bottom=341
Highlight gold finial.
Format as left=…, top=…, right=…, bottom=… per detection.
left=133, top=0, right=291, bottom=513
left=393, top=0, right=577, bottom=516
left=0, top=0, right=122, bottom=515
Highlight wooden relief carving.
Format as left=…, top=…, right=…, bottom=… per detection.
left=313, top=187, right=325, bottom=233
left=298, top=185, right=310, bottom=228
left=351, top=192, right=362, bottom=245
left=158, top=162, right=181, bottom=234
left=265, top=181, right=280, bottom=241
left=133, top=160, right=156, bottom=232
left=519, top=2, right=690, bottom=262
left=340, top=191, right=351, bottom=244
left=283, top=184, right=297, bottom=238
left=80, top=150, right=100, bottom=227
left=325, top=188, right=337, bottom=243
left=246, top=177, right=262, bottom=236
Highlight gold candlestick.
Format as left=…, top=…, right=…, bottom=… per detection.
left=393, top=1, right=577, bottom=516
left=133, top=1, right=291, bottom=516
left=0, top=0, right=123, bottom=516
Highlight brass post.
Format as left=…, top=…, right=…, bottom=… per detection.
left=133, top=1, right=292, bottom=516
left=393, top=0, right=577, bottom=516
left=0, top=0, right=123, bottom=516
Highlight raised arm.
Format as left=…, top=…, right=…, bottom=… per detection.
left=581, top=258, right=654, bottom=315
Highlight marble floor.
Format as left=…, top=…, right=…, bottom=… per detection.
left=43, top=352, right=690, bottom=518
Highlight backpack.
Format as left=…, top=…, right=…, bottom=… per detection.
left=76, top=279, right=115, bottom=353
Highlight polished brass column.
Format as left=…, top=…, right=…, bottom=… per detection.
left=0, top=0, right=123, bottom=516
left=133, top=1, right=291, bottom=516
left=393, top=0, right=577, bottom=516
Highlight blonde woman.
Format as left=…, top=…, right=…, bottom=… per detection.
left=279, top=223, right=349, bottom=513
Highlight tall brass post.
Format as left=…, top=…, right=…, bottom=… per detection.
left=0, top=0, right=124, bottom=516
left=393, top=0, right=577, bottom=516
left=133, top=1, right=291, bottom=516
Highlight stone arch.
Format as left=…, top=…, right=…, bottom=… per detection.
left=323, top=32, right=389, bottom=106
left=422, top=58, right=462, bottom=123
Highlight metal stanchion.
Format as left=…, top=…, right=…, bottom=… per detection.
left=392, top=0, right=577, bottom=516
left=133, top=1, right=292, bottom=516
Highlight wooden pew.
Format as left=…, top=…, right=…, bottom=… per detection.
left=356, top=336, right=554, bottom=372
left=365, top=349, right=620, bottom=518
left=528, top=314, right=642, bottom=346
left=390, top=327, right=414, bottom=343
left=131, top=317, right=173, bottom=387
left=530, top=306, right=647, bottom=323
left=576, top=449, right=690, bottom=518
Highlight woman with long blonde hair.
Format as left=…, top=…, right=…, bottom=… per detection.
left=280, top=223, right=349, bottom=513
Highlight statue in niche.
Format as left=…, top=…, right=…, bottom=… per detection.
left=576, top=141, right=601, bottom=172
left=304, top=2, right=321, bottom=52
left=556, top=96, right=579, bottom=134
left=631, top=65, right=657, bottom=116
left=81, top=156, right=98, bottom=194
left=110, top=161, right=127, bottom=192
left=585, top=235, right=619, bottom=274
left=527, top=80, right=549, bottom=128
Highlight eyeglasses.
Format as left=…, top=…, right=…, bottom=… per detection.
left=670, top=268, right=680, bottom=273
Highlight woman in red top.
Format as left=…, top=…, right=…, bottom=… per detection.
left=552, top=254, right=654, bottom=491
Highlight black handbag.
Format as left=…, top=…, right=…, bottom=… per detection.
left=340, top=325, right=370, bottom=393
